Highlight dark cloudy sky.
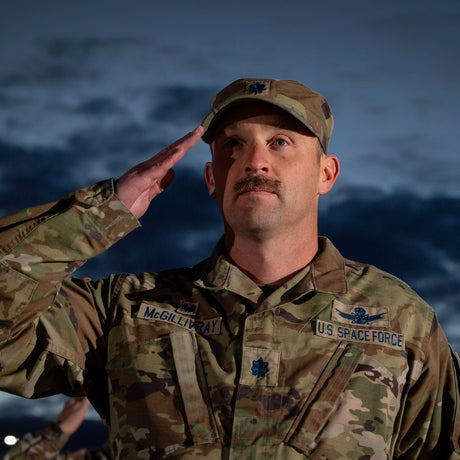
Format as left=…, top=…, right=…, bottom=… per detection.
left=1, top=0, right=459, bottom=449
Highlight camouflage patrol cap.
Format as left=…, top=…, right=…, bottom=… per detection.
left=201, top=78, right=334, bottom=153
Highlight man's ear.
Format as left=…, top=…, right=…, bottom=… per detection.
left=204, top=162, right=217, bottom=198
left=318, top=154, right=340, bottom=195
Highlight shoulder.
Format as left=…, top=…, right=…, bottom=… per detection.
left=113, top=252, right=214, bottom=294
left=344, top=257, right=429, bottom=307
left=342, top=257, right=436, bottom=346
left=118, top=266, right=196, bottom=291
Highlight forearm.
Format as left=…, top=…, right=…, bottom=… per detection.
left=0, top=179, right=139, bottom=397
left=0, top=179, right=139, bottom=337
left=394, top=315, right=460, bottom=458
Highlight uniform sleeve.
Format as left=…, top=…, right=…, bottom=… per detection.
left=0, top=179, right=140, bottom=400
left=0, top=423, right=69, bottom=460
left=1, top=425, right=112, bottom=460
left=394, top=313, right=460, bottom=459
left=60, top=440, right=113, bottom=460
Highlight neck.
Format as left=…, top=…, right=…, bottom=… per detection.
left=225, top=229, right=319, bottom=285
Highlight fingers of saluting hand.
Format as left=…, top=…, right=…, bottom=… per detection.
left=124, top=125, right=203, bottom=186
left=146, top=126, right=204, bottom=173
left=116, top=126, right=204, bottom=219
left=56, top=397, right=90, bottom=435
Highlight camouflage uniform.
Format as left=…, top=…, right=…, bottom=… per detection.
left=1, top=422, right=112, bottom=460
left=0, top=179, right=459, bottom=459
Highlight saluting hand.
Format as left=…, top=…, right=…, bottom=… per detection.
left=116, top=126, right=204, bottom=219
left=56, top=397, right=90, bottom=435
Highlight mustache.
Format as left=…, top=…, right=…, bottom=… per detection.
left=233, top=175, right=282, bottom=195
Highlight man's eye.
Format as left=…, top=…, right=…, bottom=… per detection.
left=273, top=138, right=288, bottom=147
left=226, top=138, right=240, bottom=148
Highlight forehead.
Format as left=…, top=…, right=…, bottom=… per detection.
left=211, top=101, right=315, bottom=140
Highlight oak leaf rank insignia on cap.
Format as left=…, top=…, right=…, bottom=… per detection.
left=201, top=78, right=334, bottom=153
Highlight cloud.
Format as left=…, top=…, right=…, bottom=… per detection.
left=0, top=73, right=31, bottom=88
left=321, top=187, right=460, bottom=275
left=0, top=92, right=19, bottom=108
left=76, top=97, right=126, bottom=117
left=332, top=124, right=459, bottom=197
left=0, top=37, right=144, bottom=88
left=0, top=35, right=218, bottom=156
left=148, top=85, right=218, bottom=125
left=0, top=141, right=74, bottom=212
left=360, top=9, right=460, bottom=48
left=40, top=36, right=142, bottom=60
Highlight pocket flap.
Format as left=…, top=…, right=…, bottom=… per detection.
left=170, top=330, right=220, bottom=445
left=285, top=342, right=363, bottom=451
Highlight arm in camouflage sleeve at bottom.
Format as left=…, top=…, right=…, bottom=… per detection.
left=0, top=423, right=69, bottom=460
left=394, top=314, right=460, bottom=458
left=1, top=425, right=113, bottom=460
left=0, top=179, right=140, bottom=397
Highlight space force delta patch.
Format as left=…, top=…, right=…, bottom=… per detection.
left=138, top=303, right=222, bottom=335
left=316, top=319, right=404, bottom=351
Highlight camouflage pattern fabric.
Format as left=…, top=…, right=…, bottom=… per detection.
left=0, top=180, right=460, bottom=459
left=201, top=78, right=334, bottom=154
left=1, top=422, right=112, bottom=459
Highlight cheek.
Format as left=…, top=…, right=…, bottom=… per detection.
left=292, top=166, right=321, bottom=197
left=213, top=160, right=238, bottom=193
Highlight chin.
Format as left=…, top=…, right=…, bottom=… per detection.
left=234, top=215, right=281, bottom=236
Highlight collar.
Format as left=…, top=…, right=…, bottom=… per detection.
left=193, top=236, right=348, bottom=300
left=311, top=237, right=348, bottom=295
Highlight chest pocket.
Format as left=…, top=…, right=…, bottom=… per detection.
left=106, top=319, right=220, bottom=457
left=230, top=338, right=363, bottom=456
left=284, top=342, right=363, bottom=454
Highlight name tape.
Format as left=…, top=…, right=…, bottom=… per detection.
left=138, top=303, right=222, bottom=336
left=316, top=319, right=404, bottom=351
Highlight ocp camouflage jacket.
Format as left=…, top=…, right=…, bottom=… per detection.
left=0, top=180, right=459, bottom=459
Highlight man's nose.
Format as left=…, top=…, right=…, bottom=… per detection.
left=244, top=141, right=270, bottom=174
